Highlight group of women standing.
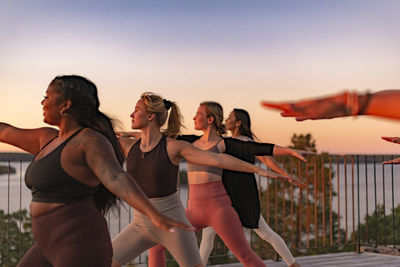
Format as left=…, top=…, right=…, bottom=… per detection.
left=0, top=75, right=308, bottom=267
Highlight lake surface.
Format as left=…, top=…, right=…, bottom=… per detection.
left=1, top=160, right=400, bottom=240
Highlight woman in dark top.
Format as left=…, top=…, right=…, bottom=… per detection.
left=112, top=93, right=283, bottom=267
left=0, top=75, right=191, bottom=267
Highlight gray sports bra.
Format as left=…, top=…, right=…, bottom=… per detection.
left=187, top=141, right=223, bottom=176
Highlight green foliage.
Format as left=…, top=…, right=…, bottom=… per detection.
left=289, top=133, right=317, bottom=152
left=354, top=204, right=400, bottom=246
left=262, top=133, right=347, bottom=256
left=0, top=165, right=16, bottom=175
left=0, top=209, right=33, bottom=267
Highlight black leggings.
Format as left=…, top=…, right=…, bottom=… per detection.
left=17, top=198, right=112, bottom=267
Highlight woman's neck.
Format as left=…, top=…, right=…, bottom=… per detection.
left=200, top=127, right=220, bottom=143
left=140, top=125, right=163, bottom=148
left=57, top=119, right=82, bottom=140
left=229, top=128, right=240, bottom=138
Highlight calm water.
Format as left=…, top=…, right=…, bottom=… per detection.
left=2, top=160, right=400, bottom=239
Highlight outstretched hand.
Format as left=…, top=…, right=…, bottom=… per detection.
left=257, top=168, right=307, bottom=188
left=150, top=213, right=195, bottom=233
left=290, top=149, right=314, bottom=162
left=381, top=136, right=400, bottom=144
left=285, top=175, right=307, bottom=188
left=382, top=157, right=400, bottom=165
left=261, top=92, right=352, bottom=121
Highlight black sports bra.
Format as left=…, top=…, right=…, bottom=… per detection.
left=25, top=128, right=97, bottom=203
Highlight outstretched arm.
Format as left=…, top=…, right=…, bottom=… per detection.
left=261, top=90, right=400, bottom=121
left=175, top=139, right=289, bottom=180
left=223, top=137, right=309, bottom=162
left=272, top=145, right=311, bottom=162
left=257, top=156, right=306, bottom=188
left=83, top=130, right=193, bottom=232
left=0, top=123, right=58, bottom=154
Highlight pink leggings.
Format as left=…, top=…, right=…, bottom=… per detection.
left=149, top=181, right=265, bottom=267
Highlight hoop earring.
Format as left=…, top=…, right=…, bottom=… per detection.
left=60, top=109, right=68, bottom=117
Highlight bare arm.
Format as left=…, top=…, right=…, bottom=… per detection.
left=82, top=130, right=193, bottom=232
left=272, top=145, right=310, bottom=162
left=262, top=89, right=400, bottom=121
left=0, top=123, right=57, bottom=154
left=257, top=156, right=289, bottom=176
left=174, top=139, right=288, bottom=179
left=257, top=156, right=306, bottom=188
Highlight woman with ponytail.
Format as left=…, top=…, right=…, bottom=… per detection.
left=112, top=93, right=286, bottom=267
left=0, top=75, right=192, bottom=267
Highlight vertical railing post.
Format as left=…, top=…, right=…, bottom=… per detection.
left=322, top=154, right=326, bottom=247
left=337, top=156, right=341, bottom=246
left=306, top=161, right=310, bottom=248
left=329, top=156, right=333, bottom=246
left=7, top=161, right=11, bottom=267
left=382, top=155, right=387, bottom=246
left=373, top=155, right=378, bottom=247
left=298, top=159, right=303, bottom=248
left=365, top=155, right=369, bottom=244
left=391, top=156, right=396, bottom=248
left=357, top=155, right=361, bottom=253
left=351, top=156, right=355, bottom=244
left=344, top=155, right=348, bottom=244
left=314, top=160, right=318, bottom=248
left=19, top=161, right=23, bottom=259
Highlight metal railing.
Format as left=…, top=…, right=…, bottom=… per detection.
left=1, top=154, right=400, bottom=266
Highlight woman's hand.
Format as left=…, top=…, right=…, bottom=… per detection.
left=261, top=91, right=355, bottom=121
left=381, top=136, right=400, bottom=144
left=382, top=157, right=400, bottom=165
left=257, top=168, right=307, bottom=188
left=286, top=175, right=307, bottom=188
left=149, top=213, right=195, bottom=233
left=290, top=149, right=314, bottom=162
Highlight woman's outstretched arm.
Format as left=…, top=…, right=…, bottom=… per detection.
left=261, top=90, right=400, bottom=121
left=0, top=123, right=58, bottom=154
left=172, top=139, right=292, bottom=181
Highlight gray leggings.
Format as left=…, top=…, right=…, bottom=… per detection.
left=112, top=192, right=202, bottom=267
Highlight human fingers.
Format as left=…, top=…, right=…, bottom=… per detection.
left=381, top=137, right=400, bottom=144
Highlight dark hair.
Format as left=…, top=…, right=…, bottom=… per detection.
left=51, top=75, right=123, bottom=215
left=233, top=108, right=256, bottom=140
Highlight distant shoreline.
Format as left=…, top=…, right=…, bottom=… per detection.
left=0, top=152, right=34, bottom=162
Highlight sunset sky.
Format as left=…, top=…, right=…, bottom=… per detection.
left=1, top=0, right=400, bottom=154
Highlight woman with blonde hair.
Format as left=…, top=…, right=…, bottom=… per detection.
left=198, top=108, right=302, bottom=267
left=148, top=101, right=307, bottom=267
left=112, top=94, right=287, bottom=267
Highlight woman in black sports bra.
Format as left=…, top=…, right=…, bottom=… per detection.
left=0, top=75, right=192, bottom=267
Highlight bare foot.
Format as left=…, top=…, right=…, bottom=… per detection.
left=289, top=262, right=301, bottom=267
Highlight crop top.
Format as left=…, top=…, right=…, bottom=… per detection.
left=187, top=141, right=223, bottom=176
left=126, top=135, right=178, bottom=198
left=25, top=128, right=98, bottom=203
